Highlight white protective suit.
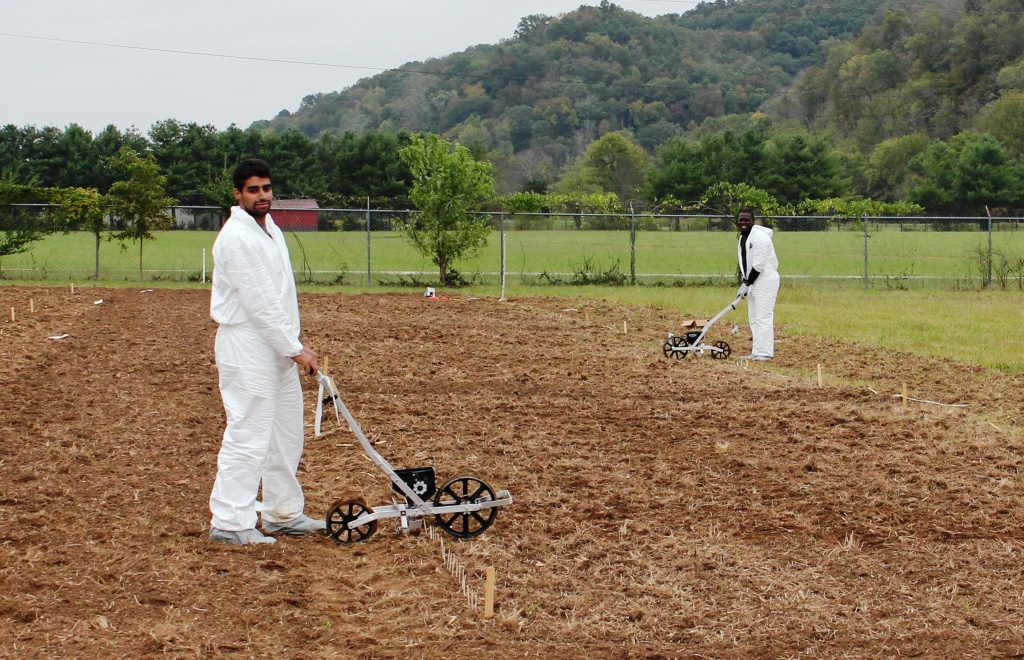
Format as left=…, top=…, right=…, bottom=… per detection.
left=209, top=206, right=308, bottom=532
left=737, top=224, right=780, bottom=359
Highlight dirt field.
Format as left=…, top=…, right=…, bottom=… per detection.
left=2, top=285, right=1024, bottom=658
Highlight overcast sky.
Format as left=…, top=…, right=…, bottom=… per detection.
left=0, top=0, right=701, bottom=135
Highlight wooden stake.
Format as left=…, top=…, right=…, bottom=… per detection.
left=70, top=283, right=75, bottom=294
left=29, top=299, right=34, bottom=313
left=816, top=364, right=822, bottom=387
left=322, top=355, right=329, bottom=374
left=902, top=383, right=908, bottom=412
left=9, top=308, right=14, bottom=322
left=484, top=566, right=495, bottom=618
left=623, top=320, right=627, bottom=334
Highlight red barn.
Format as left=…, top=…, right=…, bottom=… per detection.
left=270, top=199, right=319, bottom=231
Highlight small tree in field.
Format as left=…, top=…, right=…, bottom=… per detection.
left=49, top=187, right=106, bottom=278
left=106, top=147, right=175, bottom=280
left=399, top=134, right=494, bottom=286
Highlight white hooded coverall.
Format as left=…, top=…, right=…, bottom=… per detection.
left=738, top=224, right=780, bottom=359
left=209, top=206, right=307, bottom=532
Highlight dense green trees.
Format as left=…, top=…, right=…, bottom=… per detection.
left=0, top=175, right=46, bottom=257
left=0, top=123, right=413, bottom=208
left=906, top=133, right=1021, bottom=214
left=650, top=121, right=846, bottom=207
left=3, top=116, right=1024, bottom=216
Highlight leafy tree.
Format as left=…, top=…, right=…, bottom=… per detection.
left=49, top=187, right=106, bottom=278
left=263, top=129, right=324, bottom=198
left=695, top=182, right=792, bottom=219
left=91, top=125, right=149, bottom=192
left=0, top=125, right=33, bottom=181
left=34, top=124, right=100, bottom=189
left=907, top=132, right=1017, bottom=214
left=498, top=191, right=548, bottom=214
left=755, top=133, right=847, bottom=205
left=798, top=197, right=922, bottom=219
left=578, top=131, right=651, bottom=200
left=0, top=175, right=44, bottom=257
left=105, top=147, right=175, bottom=281
left=198, top=167, right=235, bottom=219
left=976, top=95, right=1024, bottom=156
left=864, top=133, right=931, bottom=200
left=399, top=134, right=495, bottom=286
left=149, top=120, right=222, bottom=201
left=316, top=131, right=413, bottom=204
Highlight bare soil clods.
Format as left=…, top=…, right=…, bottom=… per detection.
left=1, top=286, right=1023, bottom=658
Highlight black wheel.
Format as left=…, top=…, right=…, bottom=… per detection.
left=326, top=498, right=377, bottom=544
left=662, top=335, right=687, bottom=360
left=433, top=476, right=498, bottom=538
left=711, top=340, right=731, bottom=360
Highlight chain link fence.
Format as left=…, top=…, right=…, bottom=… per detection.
left=2, top=205, right=1023, bottom=290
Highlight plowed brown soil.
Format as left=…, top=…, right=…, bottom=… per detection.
left=1, top=285, right=1023, bottom=658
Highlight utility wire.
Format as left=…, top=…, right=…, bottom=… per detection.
left=0, top=32, right=388, bottom=74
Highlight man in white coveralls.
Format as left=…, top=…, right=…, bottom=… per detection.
left=735, top=207, right=780, bottom=361
left=208, top=158, right=325, bottom=545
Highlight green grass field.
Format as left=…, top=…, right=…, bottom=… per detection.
left=3, top=227, right=1022, bottom=287
left=3, top=228, right=1022, bottom=373
left=580, top=284, right=1024, bottom=373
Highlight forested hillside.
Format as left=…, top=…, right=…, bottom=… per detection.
left=261, top=0, right=899, bottom=186
left=798, top=0, right=1024, bottom=148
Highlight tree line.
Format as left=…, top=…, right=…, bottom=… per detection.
left=0, top=121, right=414, bottom=208
left=3, top=115, right=1020, bottom=216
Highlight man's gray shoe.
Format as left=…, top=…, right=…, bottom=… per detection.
left=210, top=527, right=277, bottom=545
left=737, top=354, right=757, bottom=360
left=751, top=355, right=772, bottom=361
left=263, top=514, right=327, bottom=536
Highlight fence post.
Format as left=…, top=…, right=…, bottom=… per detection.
left=985, top=205, right=993, bottom=289
left=863, top=214, right=869, bottom=291
left=366, top=197, right=372, bottom=287
left=499, top=212, right=507, bottom=302
left=629, top=203, right=636, bottom=286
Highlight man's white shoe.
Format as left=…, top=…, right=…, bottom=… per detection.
left=751, top=355, right=772, bottom=361
left=263, top=514, right=327, bottom=535
left=737, top=354, right=757, bottom=360
left=210, top=528, right=277, bottom=545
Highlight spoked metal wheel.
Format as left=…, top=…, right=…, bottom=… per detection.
left=662, top=335, right=688, bottom=360
left=325, top=498, right=378, bottom=544
left=433, top=476, right=498, bottom=538
left=711, top=340, right=731, bottom=360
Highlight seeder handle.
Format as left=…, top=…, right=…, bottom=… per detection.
left=691, top=294, right=742, bottom=346
left=314, top=372, right=431, bottom=511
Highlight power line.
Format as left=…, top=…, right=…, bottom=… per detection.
left=0, top=32, right=391, bottom=74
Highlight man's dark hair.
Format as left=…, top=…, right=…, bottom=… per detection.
left=232, top=159, right=272, bottom=191
left=738, top=207, right=757, bottom=219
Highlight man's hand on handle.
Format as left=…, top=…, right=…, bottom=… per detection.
left=293, top=346, right=319, bottom=376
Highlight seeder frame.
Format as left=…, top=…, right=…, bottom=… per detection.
left=315, top=372, right=513, bottom=543
left=662, top=293, right=742, bottom=359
